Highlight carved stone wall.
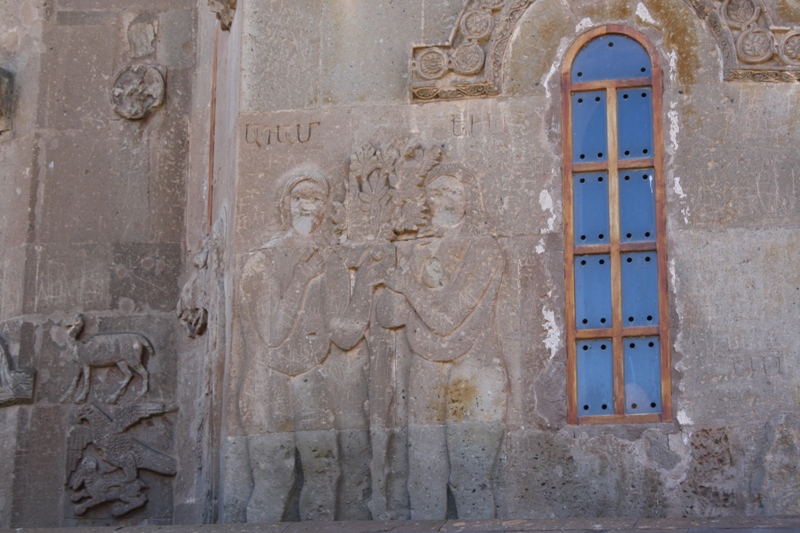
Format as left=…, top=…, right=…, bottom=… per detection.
left=2, top=0, right=800, bottom=528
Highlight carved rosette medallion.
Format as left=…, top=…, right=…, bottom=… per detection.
left=111, top=65, right=165, bottom=120
left=779, top=31, right=800, bottom=66
left=452, top=43, right=486, bottom=75
left=722, top=0, right=759, bottom=28
left=461, top=10, right=494, bottom=41
left=688, top=0, right=800, bottom=81
left=417, top=48, right=449, bottom=80
left=737, top=26, right=775, bottom=63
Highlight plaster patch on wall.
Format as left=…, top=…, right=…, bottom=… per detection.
left=542, top=305, right=560, bottom=360
left=668, top=50, right=678, bottom=84
left=669, top=258, right=677, bottom=289
left=543, top=62, right=558, bottom=99
left=539, top=189, right=555, bottom=232
left=535, top=238, right=545, bottom=254
left=677, top=409, right=694, bottom=425
left=635, top=3, right=656, bottom=25
left=673, top=177, right=687, bottom=199
left=668, top=105, right=679, bottom=154
left=575, top=17, right=593, bottom=34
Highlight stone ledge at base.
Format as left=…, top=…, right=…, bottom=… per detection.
left=3, top=516, right=800, bottom=533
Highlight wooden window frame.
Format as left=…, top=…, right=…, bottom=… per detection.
left=561, top=25, right=672, bottom=425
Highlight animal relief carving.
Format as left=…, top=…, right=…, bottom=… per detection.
left=66, top=403, right=176, bottom=517
left=60, top=314, right=152, bottom=404
left=0, top=336, right=34, bottom=407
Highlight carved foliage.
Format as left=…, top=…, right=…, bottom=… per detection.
left=690, top=0, right=800, bottom=81
left=0, top=67, right=11, bottom=133
left=209, top=0, right=236, bottom=31
left=0, top=336, right=34, bottom=407
left=410, top=0, right=534, bottom=102
left=177, top=216, right=226, bottom=338
left=66, top=403, right=176, bottom=517
left=332, top=140, right=443, bottom=242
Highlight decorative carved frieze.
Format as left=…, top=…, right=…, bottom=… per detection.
left=689, top=0, right=800, bottom=81
left=0, top=336, right=34, bottom=407
left=409, top=0, right=534, bottom=102
left=66, top=403, right=176, bottom=517
left=209, top=0, right=236, bottom=31
left=409, top=0, right=800, bottom=102
left=111, top=65, right=165, bottom=120
left=60, top=314, right=153, bottom=404
left=0, top=67, right=12, bottom=133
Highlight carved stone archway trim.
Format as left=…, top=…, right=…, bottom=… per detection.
left=408, top=0, right=800, bottom=102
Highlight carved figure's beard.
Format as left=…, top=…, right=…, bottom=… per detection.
left=292, top=212, right=319, bottom=235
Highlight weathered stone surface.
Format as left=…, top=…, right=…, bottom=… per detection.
left=4, top=0, right=800, bottom=528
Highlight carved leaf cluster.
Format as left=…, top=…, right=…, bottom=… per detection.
left=333, top=140, right=443, bottom=243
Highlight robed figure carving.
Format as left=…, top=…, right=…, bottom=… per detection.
left=377, top=163, right=508, bottom=519
left=236, top=169, right=385, bottom=522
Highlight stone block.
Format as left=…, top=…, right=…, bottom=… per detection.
left=36, top=126, right=150, bottom=244
left=319, top=0, right=422, bottom=106
left=240, top=0, right=322, bottom=113
left=22, top=243, right=112, bottom=315
left=109, top=242, right=182, bottom=313
left=38, top=24, right=116, bottom=130
left=157, top=10, right=194, bottom=68
left=672, top=229, right=800, bottom=427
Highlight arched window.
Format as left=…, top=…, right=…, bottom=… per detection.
left=561, top=26, right=671, bottom=425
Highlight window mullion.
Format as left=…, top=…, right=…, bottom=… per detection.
left=605, top=85, right=625, bottom=417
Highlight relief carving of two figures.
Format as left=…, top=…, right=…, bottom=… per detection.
left=233, top=141, right=508, bottom=522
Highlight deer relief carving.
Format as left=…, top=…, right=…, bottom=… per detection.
left=60, top=314, right=152, bottom=404
left=66, top=403, right=177, bottom=517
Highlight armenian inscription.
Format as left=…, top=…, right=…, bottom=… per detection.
left=244, top=122, right=320, bottom=148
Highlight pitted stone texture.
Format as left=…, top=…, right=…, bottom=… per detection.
left=751, top=413, right=800, bottom=515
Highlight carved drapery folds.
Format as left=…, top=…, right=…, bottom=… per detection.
left=409, top=0, right=534, bottom=102
left=688, top=0, right=800, bottom=81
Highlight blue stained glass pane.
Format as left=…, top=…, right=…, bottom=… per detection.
left=577, top=339, right=613, bottom=416
left=620, top=168, right=656, bottom=243
left=571, top=34, right=652, bottom=83
left=621, top=252, right=659, bottom=327
left=575, top=254, right=611, bottom=330
left=574, top=172, right=609, bottom=245
left=618, top=88, right=654, bottom=160
left=572, top=91, right=607, bottom=164
left=624, top=337, right=662, bottom=415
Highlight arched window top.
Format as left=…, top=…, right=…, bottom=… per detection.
left=571, top=34, right=652, bottom=83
